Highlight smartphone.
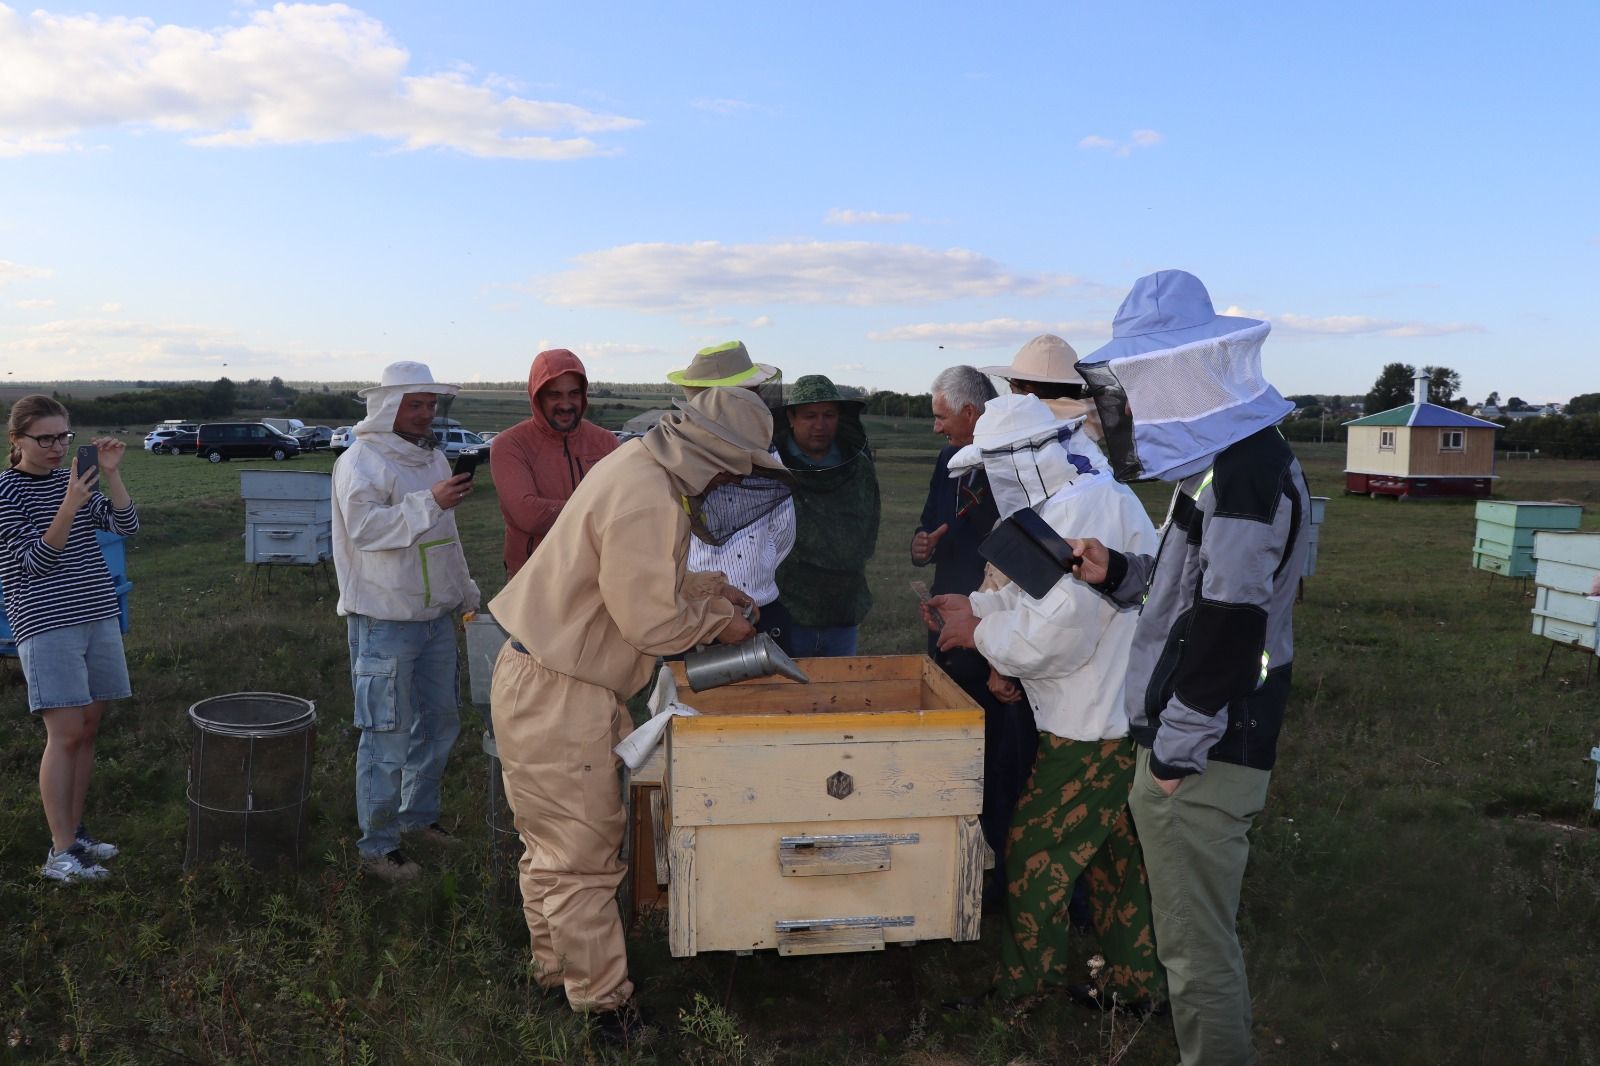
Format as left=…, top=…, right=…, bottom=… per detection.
left=75, top=444, right=99, bottom=480
left=911, top=580, right=943, bottom=631
left=453, top=449, right=483, bottom=479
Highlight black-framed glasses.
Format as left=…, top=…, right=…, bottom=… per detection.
left=18, top=431, right=75, bottom=448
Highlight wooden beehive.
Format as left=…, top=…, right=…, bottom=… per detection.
left=1473, top=500, right=1582, bottom=578
left=1531, top=531, right=1600, bottom=651
left=240, top=469, right=333, bottom=566
left=658, top=655, right=985, bottom=958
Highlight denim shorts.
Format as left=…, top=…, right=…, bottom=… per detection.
left=18, top=616, right=132, bottom=714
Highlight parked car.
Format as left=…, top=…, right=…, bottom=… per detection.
left=292, top=426, right=334, bottom=451
left=144, top=428, right=191, bottom=452
left=194, top=422, right=302, bottom=463
left=432, top=427, right=489, bottom=459
left=330, top=426, right=354, bottom=452
left=477, top=430, right=499, bottom=444
left=150, top=430, right=198, bottom=455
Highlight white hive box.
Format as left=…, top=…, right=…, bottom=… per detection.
left=240, top=469, right=332, bottom=565
left=661, top=655, right=985, bottom=958
left=1530, top=531, right=1600, bottom=651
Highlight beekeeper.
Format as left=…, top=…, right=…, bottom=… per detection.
left=1069, top=269, right=1311, bottom=1065
left=332, top=360, right=480, bottom=883
left=926, top=393, right=1163, bottom=1013
left=487, top=386, right=789, bottom=1042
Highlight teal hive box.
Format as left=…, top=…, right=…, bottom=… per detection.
left=1473, top=500, right=1582, bottom=578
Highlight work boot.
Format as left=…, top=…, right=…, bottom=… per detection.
left=360, top=849, right=422, bottom=882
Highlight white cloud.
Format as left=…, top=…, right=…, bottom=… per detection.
left=100, top=302, right=122, bottom=313
left=748, top=315, right=773, bottom=329
left=534, top=340, right=665, bottom=361
left=691, top=98, right=756, bottom=115
left=868, top=317, right=1110, bottom=350
left=1220, top=305, right=1484, bottom=339
left=834, top=363, right=867, bottom=374
left=679, top=312, right=739, bottom=328
left=0, top=3, right=641, bottom=159
left=824, top=208, right=913, bottom=226
left=1079, top=129, right=1164, bottom=157
left=532, top=240, right=1079, bottom=312
left=0, top=259, right=52, bottom=287
left=1, top=316, right=374, bottom=374
left=15, top=297, right=55, bottom=309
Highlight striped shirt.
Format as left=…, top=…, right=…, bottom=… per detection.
left=688, top=498, right=795, bottom=606
left=0, top=467, right=139, bottom=642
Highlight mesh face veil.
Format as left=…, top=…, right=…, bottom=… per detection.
left=683, top=473, right=793, bottom=546
left=1076, top=361, right=1142, bottom=482
left=1075, top=323, right=1288, bottom=483
left=979, top=432, right=1092, bottom=520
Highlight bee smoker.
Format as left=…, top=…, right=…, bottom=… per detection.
left=681, top=632, right=810, bottom=692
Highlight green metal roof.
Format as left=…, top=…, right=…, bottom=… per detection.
left=1344, top=404, right=1416, bottom=426
left=1344, top=402, right=1500, bottom=429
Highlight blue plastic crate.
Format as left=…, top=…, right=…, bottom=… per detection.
left=0, top=531, right=133, bottom=657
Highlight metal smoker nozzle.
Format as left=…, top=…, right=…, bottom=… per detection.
left=683, top=632, right=811, bottom=692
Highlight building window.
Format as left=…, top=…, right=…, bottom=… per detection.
left=1441, top=430, right=1464, bottom=452
left=1379, top=429, right=1396, bottom=451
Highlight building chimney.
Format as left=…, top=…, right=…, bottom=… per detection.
left=1413, top=370, right=1430, bottom=406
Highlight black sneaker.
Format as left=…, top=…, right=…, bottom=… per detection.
left=360, top=849, right=421, bottom=882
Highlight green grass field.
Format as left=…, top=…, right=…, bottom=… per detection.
left=1, top=416, right=1598, bottom=1065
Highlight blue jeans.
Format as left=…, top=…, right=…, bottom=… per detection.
left=784, top=623, right=858, bottom=658
left=347, top=614, right=461, bottom=858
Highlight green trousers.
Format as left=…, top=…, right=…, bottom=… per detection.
left=1128, top=745, right=1271, bottom=1066
left=997, top=735, right=1163, bottom=1001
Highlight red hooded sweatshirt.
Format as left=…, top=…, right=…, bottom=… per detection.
left=491, top=349, right=620, bottom=576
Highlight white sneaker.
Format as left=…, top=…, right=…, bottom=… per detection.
left=41, top=845, right=111, bottom=883
left=74, top=826, right=119, bottom=861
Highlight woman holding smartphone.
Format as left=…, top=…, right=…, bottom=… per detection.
left=1, top=396, right=138, bottom=883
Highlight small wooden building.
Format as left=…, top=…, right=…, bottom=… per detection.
left=1343, top=371, right=1499, bottom=498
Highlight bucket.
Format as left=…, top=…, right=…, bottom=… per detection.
left=185, top=692, right=316, bottom=869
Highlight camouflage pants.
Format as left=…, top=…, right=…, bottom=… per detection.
left=997, top=734, right=1164, bottom=1001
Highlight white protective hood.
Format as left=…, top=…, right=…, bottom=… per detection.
left=332, top=378, right=479, bottom=621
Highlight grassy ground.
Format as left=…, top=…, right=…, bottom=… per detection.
left=2, top=422, right=1599, bottom=1064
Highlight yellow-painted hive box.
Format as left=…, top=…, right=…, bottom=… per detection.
left=661, top=654, right=985, bottom=958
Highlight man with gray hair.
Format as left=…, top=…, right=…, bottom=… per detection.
left=912, top=364, right=1036, bottom=905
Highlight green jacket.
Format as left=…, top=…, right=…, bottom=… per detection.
left=774, top=411, right=881, bottom=626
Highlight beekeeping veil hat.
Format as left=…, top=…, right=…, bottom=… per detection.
left=1075, top=270, right=1293, bottom=482
left=353, top=360, right=460, bottom=439
left=947, top=393, right=1109, bottom=520
left=642, top=387, right=793, bottom=544
left=667, top=340, right=783, bottom=408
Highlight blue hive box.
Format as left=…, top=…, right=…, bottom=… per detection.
left=0, top=530, right=132, bottom=657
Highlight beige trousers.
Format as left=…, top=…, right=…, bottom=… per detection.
left=490, top=642, right=634, bottom=1011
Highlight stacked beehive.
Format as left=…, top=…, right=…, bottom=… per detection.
left=1473, top=500, right=1582, bottom=578
left=1530, top=531, right=1600, bottom=652
left=240, top=469, right=332, bottom=566
left=658, top=655, right=986, bottom=958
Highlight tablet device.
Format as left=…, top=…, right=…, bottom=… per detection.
left=977, top=507, right=1079, bottom=599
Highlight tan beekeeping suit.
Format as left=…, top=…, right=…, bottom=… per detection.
left=488, top=387, right=787, bottom=1011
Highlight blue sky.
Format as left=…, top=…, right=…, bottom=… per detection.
left=0, top=1, right=1594, bottom=402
